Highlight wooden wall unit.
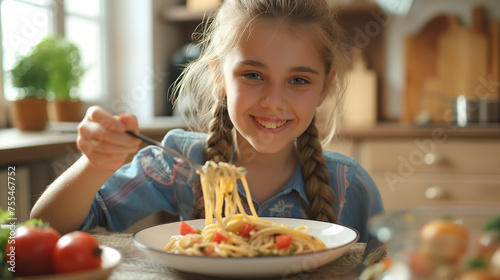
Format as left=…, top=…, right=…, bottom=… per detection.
left=326, top=124, right=500, bottom=213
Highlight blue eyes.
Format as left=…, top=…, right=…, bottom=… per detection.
left=244, top=73, right=262, bottom=80
left=290, top=78, right=307, bottom=85
left=243, top=73, right=309, bottom=85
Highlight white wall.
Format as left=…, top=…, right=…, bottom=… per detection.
left=107, top=0, right=155, bottom=120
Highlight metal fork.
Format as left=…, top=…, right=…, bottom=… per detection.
left=352, top=238, right=387, bottom=278
left=126, top=131, right=203, bottom=172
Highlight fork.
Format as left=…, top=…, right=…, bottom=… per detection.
left=352, top=238, right=387, bottom=278
left=126, top=131, right=203, bottom=172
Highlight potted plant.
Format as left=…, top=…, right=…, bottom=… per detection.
left=9, top=45, right=50, bottom=131
left=39, top=36, right=85, bottom=122
left=8, top=36, right=85, bottom=130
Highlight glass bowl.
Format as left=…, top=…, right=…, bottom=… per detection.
left=368, top=204, right=500, bottom=280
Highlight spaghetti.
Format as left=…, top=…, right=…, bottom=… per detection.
left=163, top=161, right=327, bottom=257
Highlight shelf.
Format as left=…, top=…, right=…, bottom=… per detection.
left=163, top=2, right=380, bottom=23
left=337, top=123, right=500, bottom=140
left=163, top=6, right=214, bottom=22
left=0, top=117, right=187, bottom=166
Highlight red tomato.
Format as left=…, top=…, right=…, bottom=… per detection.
left=6, top=225, right=60, bottom=276
left=52, top=231, right=102, bottom=274
left=275, top=235, right=292, bottom=250
left=212, top=231, right=228, bottom=243
left=179, top=221, right=198, bottom=235
left=240, top=224, right=255, bottom=238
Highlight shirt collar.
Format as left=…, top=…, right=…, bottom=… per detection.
left=237, top=160, right=311, bottom=208
left=279, top=160, right=311, bottom=206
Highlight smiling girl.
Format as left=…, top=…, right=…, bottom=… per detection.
left=31, top=0, right=384, bottom=241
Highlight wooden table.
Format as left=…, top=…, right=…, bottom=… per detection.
left=94, top=232, right=374, bottom=280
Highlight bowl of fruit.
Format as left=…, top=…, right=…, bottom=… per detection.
left=366, top=204, right=500, bottom=280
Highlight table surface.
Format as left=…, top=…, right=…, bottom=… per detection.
left=94, top=232, right=377, bottom=280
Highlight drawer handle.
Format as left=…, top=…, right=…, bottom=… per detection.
left=423, top=153, right=445, bottom=165
left=425, top=186, right=448, bottom=200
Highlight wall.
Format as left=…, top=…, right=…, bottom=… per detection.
left=107, top=0, right=153, bottom=119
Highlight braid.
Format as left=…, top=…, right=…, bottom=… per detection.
left=193, top=97, right=234, bottom=218
left=297, top=117, right=337, bottom=223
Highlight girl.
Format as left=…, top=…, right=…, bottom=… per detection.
left=31, top=0, right=384, bottom=241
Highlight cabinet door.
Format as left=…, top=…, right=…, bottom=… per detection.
left=359, top=139, right=500, bottom=175
left=372, top=173, right=500, bottom=213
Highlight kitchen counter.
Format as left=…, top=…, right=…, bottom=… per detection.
left=337, top=123, right=500, bottom=139
left=0, top=116, right=187, bottom=167
left=94, top=232, right=378, bottom=280
left=2, top=120, right=499, bottom=167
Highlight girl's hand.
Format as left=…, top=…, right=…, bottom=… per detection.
left=77, top=106, right=141, bottom=171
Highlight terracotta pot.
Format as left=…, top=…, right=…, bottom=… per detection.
left=47, top=100, right=83, bottom=122
left=9, top=98, right=48, bottom=131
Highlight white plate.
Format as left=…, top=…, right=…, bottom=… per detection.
left=17, top=246, right=121, bottom=280
left=132, top=218, right=359, bottom=278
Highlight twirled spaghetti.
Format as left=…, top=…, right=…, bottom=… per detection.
left=163, top=161, right=326, bottom=257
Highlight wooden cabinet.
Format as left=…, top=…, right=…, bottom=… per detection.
left=325, top=125, right=500, bottom=213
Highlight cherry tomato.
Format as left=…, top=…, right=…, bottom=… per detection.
left=5, top=225, right=61, bottom=276
left=275, top=235, right=292, bottom=250
left=179, top=221, right=198, bottom=235
left=212, top=231, right=228, bottom=243
left=53, top=231, right=102, bottom=274
left=239, top=224, right=255, bottom=238
left=419, top=219, right=469, bottom=263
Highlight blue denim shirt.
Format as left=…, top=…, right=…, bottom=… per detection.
left=80, top=129, right=384, bottom=241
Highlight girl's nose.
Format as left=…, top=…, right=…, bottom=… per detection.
left=259, top=83, right=287, bottom=112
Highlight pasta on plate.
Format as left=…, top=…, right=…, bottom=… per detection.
left=163, top=161, right=326, bottom=257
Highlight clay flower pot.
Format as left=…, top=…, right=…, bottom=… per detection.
left=47, top=100, right=83, bottom=122
left=10, top=98, right=48, bottom=131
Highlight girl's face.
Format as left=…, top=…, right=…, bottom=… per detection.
left=221, top=20, right=334, bottom=155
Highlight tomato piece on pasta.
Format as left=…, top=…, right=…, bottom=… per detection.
left=240, top=224, right=255, bottom=237
left=179, top=221, right=198, bottom=235
left=275, top=235, right=292, bottom=250
left=212, top=231, right=228, bottom=243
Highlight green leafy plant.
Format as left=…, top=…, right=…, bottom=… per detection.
left=9, top=52, right=49, bottom=99
left=9, top=36, right=85, bottom=101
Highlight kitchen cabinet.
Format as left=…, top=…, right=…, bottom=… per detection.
left=325, top=124, right=500, bottom=213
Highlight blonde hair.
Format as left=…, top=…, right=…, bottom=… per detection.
left=174, top=0, right=349, bottom=222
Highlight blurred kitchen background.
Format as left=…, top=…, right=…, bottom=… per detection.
left=0, top=0, right=499, bottom=230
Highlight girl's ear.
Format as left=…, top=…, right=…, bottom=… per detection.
left=317, top=69, right=336, bottom=106
left=209, top=58, right=226, bottom=96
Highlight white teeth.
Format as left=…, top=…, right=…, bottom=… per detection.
left=255, top=118, right=287, bottom=129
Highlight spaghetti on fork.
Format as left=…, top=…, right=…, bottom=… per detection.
left=163, top=161, right=326, bottom=257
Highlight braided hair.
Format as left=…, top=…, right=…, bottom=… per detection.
left=193, top=97, right=233, bottom=218
left=297, top=117, right=336, bottom=223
